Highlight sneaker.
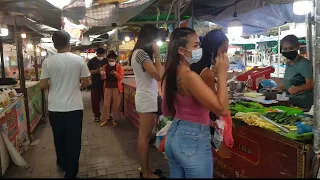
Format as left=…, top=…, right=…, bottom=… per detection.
left=94, top=117, right=100, bottom=122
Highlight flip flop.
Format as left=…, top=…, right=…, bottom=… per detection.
left=100, top=121, right=109, bottom=127
left=112, top=121, right=118, bottom=127
left=140, top=173, right=166, bottom=179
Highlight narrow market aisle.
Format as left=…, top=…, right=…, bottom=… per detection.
left=4, top=91, right=169, bottom=178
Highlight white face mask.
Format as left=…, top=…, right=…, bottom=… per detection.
left=109, top=62, right=116, bottom=66
left=184, top=48, right=203, bottom=64
left=97, top=57, right=104, bottom=61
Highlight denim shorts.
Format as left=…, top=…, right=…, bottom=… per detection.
left=165, top=119, right=213, bottom=178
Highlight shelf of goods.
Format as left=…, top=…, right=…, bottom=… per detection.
left=214, top=101, right=314, bottom=178
left=0, top=81, right=45, bottom=134
left=0, top=94, right=29, bottom=175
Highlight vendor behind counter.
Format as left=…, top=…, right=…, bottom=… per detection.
left=281, top=35, right=313, bottom=109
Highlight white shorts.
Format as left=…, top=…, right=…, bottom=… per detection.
left=135, top=95, right=158, bottom=113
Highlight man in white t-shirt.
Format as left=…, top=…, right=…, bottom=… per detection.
left=39, top=30, right=90, bottom=178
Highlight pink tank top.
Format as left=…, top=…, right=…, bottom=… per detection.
left=162, top=93, right=210, bottom=125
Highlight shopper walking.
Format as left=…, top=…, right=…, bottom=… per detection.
left=100, top=53, right=124, bottom=127
left=130, top=24, right=163, bottom=178
left=87, top=48, right=108, bottom=122
left=161, top=27, right=229, bottom=178
left=39, top=30, right=90, bottom=178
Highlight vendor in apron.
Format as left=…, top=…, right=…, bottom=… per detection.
left=280, top=35, right=313, bottom=109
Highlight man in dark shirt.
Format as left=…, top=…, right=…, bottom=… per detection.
left=87, top=48, right=108, bottom=122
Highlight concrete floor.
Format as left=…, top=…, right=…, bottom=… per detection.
left=4, top=91, right=169, bottom=178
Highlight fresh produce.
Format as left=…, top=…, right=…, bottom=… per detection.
left=264, top=112, right=302, bottom=126
left=234, top=112, right=296, bottom=132
left=229, top=102, right=266, bottom=116
left=269, top=106, right=303, bottom=115
left=237, top=101, right=265, bottom=109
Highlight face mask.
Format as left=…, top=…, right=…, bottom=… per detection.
left=97, top=57, right=104, bottom=61
left=184, top=48, right=203, bottom=64
left=109, top=62, right=116, bottom=66
left=282, top=50, right=298, bottom=60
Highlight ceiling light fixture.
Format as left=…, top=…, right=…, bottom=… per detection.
left=0, top=24, right=8, bottom=37
left=228, top=1, right=243, bottom=38
left=124, top=36, right=130, bottom=42
left=21, top=32, right=27, bottom=39
left=293, top=0, right=312, bottom=15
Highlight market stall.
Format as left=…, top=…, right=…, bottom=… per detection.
left=212, top=99, right=314, bottom=178
left=0, top=92, right=29, bottom=175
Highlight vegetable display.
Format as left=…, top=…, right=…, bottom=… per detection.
left=234, top=112, right=297, bottom=133
left=264, top=112, right=302, bottom=126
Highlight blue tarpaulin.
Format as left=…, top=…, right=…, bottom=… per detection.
left=194, top=0, right=305, bottom=35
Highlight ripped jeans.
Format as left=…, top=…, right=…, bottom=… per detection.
left=165, top=119, right=213, bottom=178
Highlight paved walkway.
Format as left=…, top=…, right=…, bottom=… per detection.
left=4, top=91, right=169, bottom=178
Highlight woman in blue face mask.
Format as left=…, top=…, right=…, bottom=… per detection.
left=279, top=35, right=314, bottom=109
left=161, top=27, right=230, bottom=178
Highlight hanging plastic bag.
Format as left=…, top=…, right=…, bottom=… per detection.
left=212, top=117, right=224, bottom=151
left=158, top=136, right=166, bottom=153
left=222, top=113, right=234, bottom=148
left=156, top=121, right=172, bottom=137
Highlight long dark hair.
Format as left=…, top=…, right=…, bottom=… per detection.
left=129, top=24, right=160, bottom=65
left=190, top=29, right=228, bottom=74
left=161, top=27, right=196, bottom=115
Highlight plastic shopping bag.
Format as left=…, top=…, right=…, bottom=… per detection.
left=156, top=121, right=172, bottom=137
left=158, top=136, right=166, bottom=153
left=211, top=117, right=224, bottom=151
left=222, top=113, right=234, bottom=148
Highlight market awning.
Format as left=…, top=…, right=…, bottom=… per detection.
left=0, top=0, right=62, bottom=29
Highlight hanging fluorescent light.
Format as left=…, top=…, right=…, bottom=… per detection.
left=124, top=36, right=130, bottom=42
left=293, top=0, right=312, bottom=15
left=0, top=24, right=8, bottom=37
left=41, top=51, right=47, bottom=57
left=157, top=40, right=163, bottom=46
left=228, top=19, right=243, bottom=37
left=21, top=32, right=27, bottom=39
left=228, top=2, right=243, bottom=38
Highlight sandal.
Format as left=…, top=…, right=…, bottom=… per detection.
left=139, top=169, right=163, bottom=178
left=140, top=173, right=166, bottom=179
left=112, top=121, right=118, bottom=127
left=100, top=121, right=109, bottom=127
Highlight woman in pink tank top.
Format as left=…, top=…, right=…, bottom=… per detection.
left=161, top=27, right=229, bottom=178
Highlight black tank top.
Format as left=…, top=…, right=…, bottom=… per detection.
left=105, top=65, right=118, bottom=88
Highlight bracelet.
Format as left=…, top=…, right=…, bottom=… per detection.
left=155, top=56, right=160, bottom=59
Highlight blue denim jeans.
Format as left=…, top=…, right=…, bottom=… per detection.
left=165, top=119, right=213, bottom=178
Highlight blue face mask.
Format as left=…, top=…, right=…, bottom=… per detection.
left=184, top=48, right=203, bottom=64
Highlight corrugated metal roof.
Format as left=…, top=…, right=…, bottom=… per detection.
left=1, top=0, right=62, bottom=29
